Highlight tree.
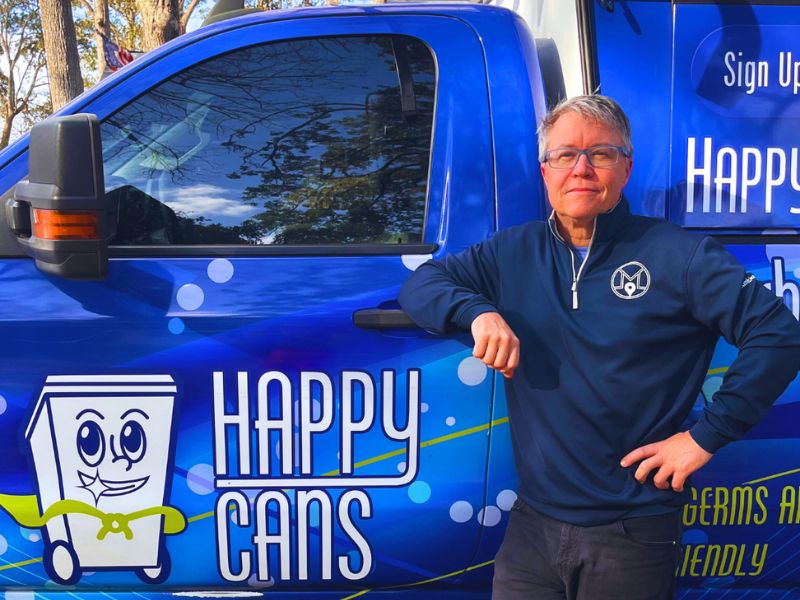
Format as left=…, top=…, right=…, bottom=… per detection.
left=73, top=0, right=205, bottom=79
left=135, top=0, right=179, bottom=51
left=38, top=0, right=84, bottom=109
left=0, top=0, right=50, bottom=149
left=92, top=0, right=110, bottom=81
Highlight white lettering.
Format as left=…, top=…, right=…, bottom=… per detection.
left=723, top=51, right=736, bottom=87
left=253, top=490, right=292, bottom=581
left=299, top=372, right=333, bottom=475
left=381, top=369, right=420, bottom=479
left=778, top=51, right=800, bottom=95
left=213, top=369, right=420, bottom=487
left=213, top=372, right=251, bottom=476
left=297, top=490, right=333, bottom=580
left=341, top=372, right=375, bottom=475
left=791, top=148, right=800, bottom=214
left=255, top=372, right=293, bottom=476
left=740, top=147, right=762, bottom=212
left=766, top=148, right=787, bottom=213
left=722, top=51, right=769, bottom=94
left=687, top=137, right=712, bottom=213
left=215, top=489, right=373, bottom=582
left=338, top=490, right=373, bottom=580
left=216, top=491, right=251, bottom=582
left=771, top=257, right=800, bottom=319
left=714, top=147, right=738, bottom=213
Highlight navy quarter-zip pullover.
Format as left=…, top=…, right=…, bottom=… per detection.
left=399, top=199, right=800, bottom=526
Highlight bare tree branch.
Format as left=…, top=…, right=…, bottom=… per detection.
left=180, top=0, right=201, bottom=30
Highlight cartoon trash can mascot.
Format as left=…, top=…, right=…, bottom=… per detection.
left=0, top=375, right=186, bottom=585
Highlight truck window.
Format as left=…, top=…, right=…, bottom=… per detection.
left=101, top=35, right=435, bottom=247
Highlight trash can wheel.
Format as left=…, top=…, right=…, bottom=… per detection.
left=136, top=545, right=171, bottom=584
left=44, top=540, right=81, bottom=585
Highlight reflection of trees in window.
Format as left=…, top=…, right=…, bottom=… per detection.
left=102, top=36, right=435, bottom=246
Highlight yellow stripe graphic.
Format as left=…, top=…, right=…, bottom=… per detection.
left=334, top=364, right=776, bottom=598
left=0, top=364, right=762, bottom=577
left=323, top=417, right=509, bottom=477
left=0, top=557, right=41, bottom=571
left=744, top=467, right=800, bottom=485
left=339, top=559, right=495, bottom=600
left=0, top=417, right=510, bottom=572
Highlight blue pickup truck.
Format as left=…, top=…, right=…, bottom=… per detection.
left=0, top=1, right=798, bottom=598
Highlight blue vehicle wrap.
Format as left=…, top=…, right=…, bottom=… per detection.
left=595, top=1, right=800, bottom=597
left=1, top=1, right=799, bottom=597
left=0, top=4, right=545, bottom=597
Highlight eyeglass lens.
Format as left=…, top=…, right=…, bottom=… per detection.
left=546, top=146, right=622, bottom=168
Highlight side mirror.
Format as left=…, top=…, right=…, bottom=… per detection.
left=6, top=114, right=116, bottom=279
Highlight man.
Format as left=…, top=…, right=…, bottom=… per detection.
left=398, top=95, right=800, bottom=599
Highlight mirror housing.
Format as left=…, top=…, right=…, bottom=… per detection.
left=7, top=114, right=116, bottom=279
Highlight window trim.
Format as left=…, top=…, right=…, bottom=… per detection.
left=108, top=243, right=439, bottom=257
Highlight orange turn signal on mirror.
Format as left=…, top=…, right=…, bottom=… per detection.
left=32, top=209, right=100, bottom=240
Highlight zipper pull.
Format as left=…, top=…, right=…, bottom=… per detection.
left=571, top=281, right=578, bottom=310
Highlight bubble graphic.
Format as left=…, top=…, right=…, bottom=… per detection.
left=5, top=592, right=35, bottom=600
left=496, top=489, right=517, bottom=511
left=477, top=506, right=502, bottom=527
left=397, top=461, right=407, bottom=473
left=293, top=398, right=322, bottom=425
left=408, top=481, right=431, bottom=504
left=176, top=284, right=204, bottom=311
left=702, top=377, right=723, bottom=403
left=186, top=463, right=215, bottom=495
left=458, top=357, right=487, bottom=386
left=0, top=395, right=6, bottom=416
left=766, top=245, right=800, bottom=274
left=682, top=529, right=708, bottom=545
left=402, top=254, right=433, bottom=271
left=168, top=318, right=185, bottom=335
left=208, top=258, right=234, bottom=283
left=20, top=528, right=40, bottom=543
left=449, top=500, right=473, bottom=523
left=421, top=403, right=429, bottom=413
left=445, top=417, right=456, bottom=427
left=248, top=574, right=275, bottom=588
left=0, top=535, right=7, bottom=555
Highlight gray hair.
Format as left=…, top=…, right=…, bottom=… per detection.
left=537, top=95, right=632, bottom=162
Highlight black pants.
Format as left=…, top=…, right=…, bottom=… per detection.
left=492, top=499, right=682, bottom=600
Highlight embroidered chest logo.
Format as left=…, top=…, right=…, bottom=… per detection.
left=611, top=261, right=651, bottom=299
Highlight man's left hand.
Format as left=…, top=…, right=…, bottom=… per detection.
left=620, top=431, right=713, bottom=492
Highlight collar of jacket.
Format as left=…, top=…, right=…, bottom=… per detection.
left=547, top=195, right=632, bottom=245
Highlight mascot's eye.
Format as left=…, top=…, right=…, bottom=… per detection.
left=120, top=421, right=146, bottom=464
left=77, top=421, right=105, bottom=467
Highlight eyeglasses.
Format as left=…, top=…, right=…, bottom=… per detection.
left=542, top=145, right=631, bottom=169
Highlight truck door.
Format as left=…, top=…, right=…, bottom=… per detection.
left=0, top=12, right=497, bottom=594
left=593, top=0, right=800, bottom=595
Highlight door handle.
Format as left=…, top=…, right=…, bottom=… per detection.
left=352, top=308, right=418, bottom=329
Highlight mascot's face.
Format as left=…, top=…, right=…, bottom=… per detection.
left=73, top=406, right=153, bottom=503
